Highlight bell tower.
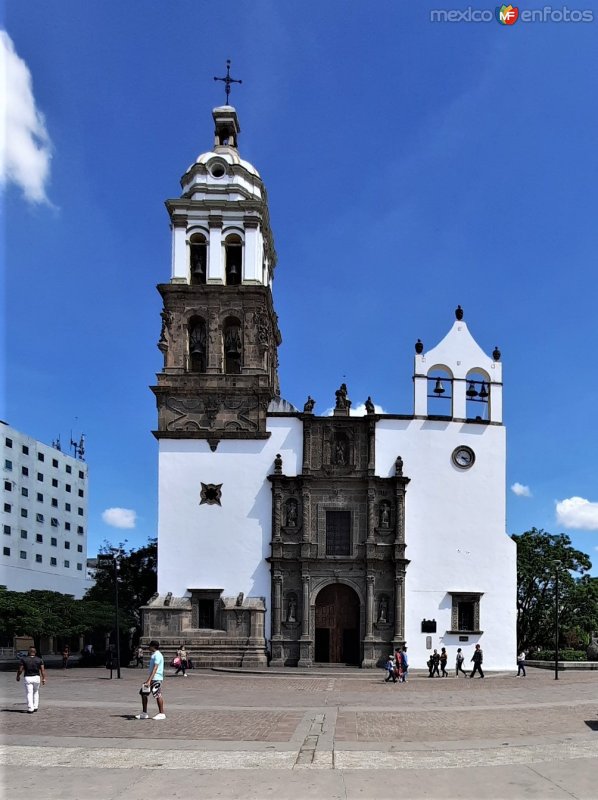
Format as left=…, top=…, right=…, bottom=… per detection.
left=152, top=105, right=281, bottom=448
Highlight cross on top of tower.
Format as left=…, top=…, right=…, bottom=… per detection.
left=213, top=59, right=243, bottom=105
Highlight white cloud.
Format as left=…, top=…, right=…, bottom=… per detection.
left=555, top=497, right=598, bottom=531
left=511, top=482, right=532, bottom=497
left=102, top=508, right=137, bottom=529
left=0, top=30, right=53, bottom=203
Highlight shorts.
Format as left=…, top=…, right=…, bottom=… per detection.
left=139, top=681, right=162, bottom=698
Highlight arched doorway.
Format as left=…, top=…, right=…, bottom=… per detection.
left=314, top=583, right=360, bottom=664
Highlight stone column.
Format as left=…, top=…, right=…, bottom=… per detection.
left=207, top=217, right=223, bottom=284
left=273, top=490, right=282, bottom=542
left=367, top=420, right=376, bottom=475
left=171, top=216, right=188, bottom=283
left=301, top=575, right=310, bottom=638
left=302, top=490, right=310, bottom=543
left=394, top=574, right=405, bottom=642
left=367, top=487, right=376, bottom=543
left=273, top=575, right=282, bottom=638
left=365, top=575, right=374, bottom=639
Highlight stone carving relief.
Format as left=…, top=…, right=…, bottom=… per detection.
left=285, top=498, right=298, bottom=527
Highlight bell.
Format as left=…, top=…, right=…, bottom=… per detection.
left=191, top=259, right=205, bottom=280
left=479, top=382, right=489, bottom=399
left=466, top=381, right=478, bottom=398
left=228, top=262, right=239, bottom=279
left=433, top=379, right=445, bottom=395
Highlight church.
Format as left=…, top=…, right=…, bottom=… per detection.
left=141, top=100, right=517, bottom=671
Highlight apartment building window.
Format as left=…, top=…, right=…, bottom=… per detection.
left=35, top=554, right=42, bottom=563
left=21, top=509, right=28, bottom=518
left=64, top=560, right=70, bottom=568
left=64, top=541, right=70, bottom=549
left=66, top=465, right=72, bottom=474
left=38, top=453, right=44, bottom=462
left=36, top=534, right=43, bottom=543
left=51, top=538, right=57, bottom=547
left=5, top=459, right=13, bottom=470
left=77, top=563, right=83, bottom=571
left=21, top=487, right=28, bottom=497
left=20, top=530, right=27, bottom=539
left=52, top=479, right=58, bottom=488
left=22, top=445, right=29, bottom=455
left=50, top=557, right=57, bottom=566
left=20, top=551, right=26, bottom=559
left=36, top=513, right=43, bottom=523
left=65, top=502, right=71, bottom=512
left=51, top=498, right=58, bottom=507
left=77, top=526, right=84, bottom=534
left=78, top=470, right=84, bottom=479
left=3, top=547, right=10, bottom=556
left=37, top=473, right=44, bottom=482
left=3, top=503, right=11, bottom=513
left=21, top=466, right=28, bottom=476
left=51, top=518, right=58, bottom=527
left=66, top=484, right=71, bottom=493
left=37, top=492, right=43, bottom=502
left=5, top=437, right=12, bottom=448
left=65, top=522, right=71, bottom=531
left=4, top=480, right=11, bottom=491
left=78, top=508, right=83, bottom=516
left=52, top=459, right=58, bottom=468
left=77, top=544, right=83, bottom=552
left=3, top=525, right=10, bottom=535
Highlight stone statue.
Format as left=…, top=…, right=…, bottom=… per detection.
left=334, top=439, right=347, bottom=466
left=158, top=309, right=173, bottom=351
left=286, top=499, right=298, bottom=526
left=378, top=596, right=388, bottom=623
left=380, top=503, right=390, bottom=528
left=303, top=396, right=315, bottom=413
left=287, top=597, right=297, bottom=623
left=335, top=383, right=351, bottom=410
left=274, top=453, right=283, bottom=475
left=365, top=396, right=375, bottom=414
left=235, top=592, right=244, bottom=607
left=395, top=455, right=404, bottom=477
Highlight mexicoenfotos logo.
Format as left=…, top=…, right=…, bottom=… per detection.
left=496, top=4, right=519, bottom=24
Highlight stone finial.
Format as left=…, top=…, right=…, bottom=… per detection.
left=415, top=339, right=424, bottom=354
left=274, top=454, right=283, bottom=475
left=455, top=305, right=464, bottom=321
left=493, top=346, right=501, bottom=362
left=395, top=455, right=404, bottom=476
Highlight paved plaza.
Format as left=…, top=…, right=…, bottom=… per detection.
left=1, top=665, right=597, bottom=799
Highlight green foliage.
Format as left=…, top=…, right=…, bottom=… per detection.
left=84, top=538, right=157, bottom=628
left=533, top=649, right=587, bottom=662
left=513, top=528, right=598, bottom=652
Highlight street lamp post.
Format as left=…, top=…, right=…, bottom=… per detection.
left=97, top=553, right=121, bottom=679
left=553, top=560, right=561, bottom=681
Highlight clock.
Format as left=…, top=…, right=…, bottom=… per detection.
left=452, top=446, right=475, bottom=469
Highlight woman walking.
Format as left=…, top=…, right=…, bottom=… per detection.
left=16, top=646, right=46, bottom=713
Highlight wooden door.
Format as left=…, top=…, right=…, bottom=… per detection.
left=314, top=584, right=360, bottom=664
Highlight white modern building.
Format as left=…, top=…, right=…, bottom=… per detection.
left=1, top=423, right=90, bottom=598
left=143, top=104, right=517, bottom=670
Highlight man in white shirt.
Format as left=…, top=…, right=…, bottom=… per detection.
left=135, top=640, right=166, bottom=720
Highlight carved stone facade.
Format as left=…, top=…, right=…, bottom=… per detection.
left=268, top=408, right=410, bottom=667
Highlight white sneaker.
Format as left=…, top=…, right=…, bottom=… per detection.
left=135, top=712, right=149, bottom=719
left=153, top=713, right=166, bottom=720
left=183, top=674, right=188, bottom=678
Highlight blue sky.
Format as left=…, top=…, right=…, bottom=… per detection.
left=3, top=1, right=598, bottom=573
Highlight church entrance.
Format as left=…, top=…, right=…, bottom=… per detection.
left=314, top=584, right=360, bottom=664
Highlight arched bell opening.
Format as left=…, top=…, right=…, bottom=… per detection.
left=188, top=316, right=207, bottom=373
left=426, top=366, right=453, bottom=417
left=223, top=316, right=242, bottom=374
left=224, top=234, right=242, bottom=285
left=314, top=583, right=360, bottom=665
left=465, top=368, right=490, bottom=421
left=189, top=233, right=207, bottom=285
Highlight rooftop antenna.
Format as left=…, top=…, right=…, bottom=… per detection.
left=52, top=436, right=62, bottom=452
left=213, top=59, right=243, bottom=105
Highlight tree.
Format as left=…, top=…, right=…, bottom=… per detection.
left=84, top=538, right=157, bottom=629
left=513, top=528, right=595, bottom=652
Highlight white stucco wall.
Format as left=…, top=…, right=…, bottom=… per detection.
left=157, top=418, right=303, bottom=640
left=376, top=418, right=516, bottom=670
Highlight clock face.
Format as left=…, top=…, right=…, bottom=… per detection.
left=452, top=446, right=475, bottom=469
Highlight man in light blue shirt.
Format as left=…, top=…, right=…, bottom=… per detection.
left=135, top=640, right=166, bottom=720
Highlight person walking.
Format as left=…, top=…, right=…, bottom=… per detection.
left=440, top=647, right=449, bottom=677
left=175, top=644, right=188, bottom=677
left=455, top=647, right=467, bottom=676
left=470, top=644, right=484, bottom=678
left=135, top=645, right=144, bottom=669
left=400, top=646, right=409, bottom=682
left=136, top=640, right=166, bottom=720
left=431, top=649, right=441, bottom=677
left=516, top=650, right=526, bottom=677
left=384, top=655, right=397, bottom=683
left=16, top=646, right=46, bottom=713
left=62, top=645, right=70, bottom=670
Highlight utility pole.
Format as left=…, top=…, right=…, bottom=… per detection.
left=97, top=553, right=121, bottom=679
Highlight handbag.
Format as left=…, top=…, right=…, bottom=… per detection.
left=173, top=656, right=181, bottom=667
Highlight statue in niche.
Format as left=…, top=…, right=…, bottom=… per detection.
left=274, top=453, right=283, bottom=475
left=287, top=597, right=297, bottom=623
left=285, top=499, right=298, bottom=527
left=335, top=383, right=351, bottom=410
left=395, top=455, right=404, bottom=477
left=158, top=309, right=173, bottom=351
left=334, top=438, right=347, bottom=466
left=379, top=502, right=390, bottom=528
left=303, top=396, right=315, bottom=413
left=365, top=396, right=375, bottom=414
left=378, top=596, right=388, bottom=623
